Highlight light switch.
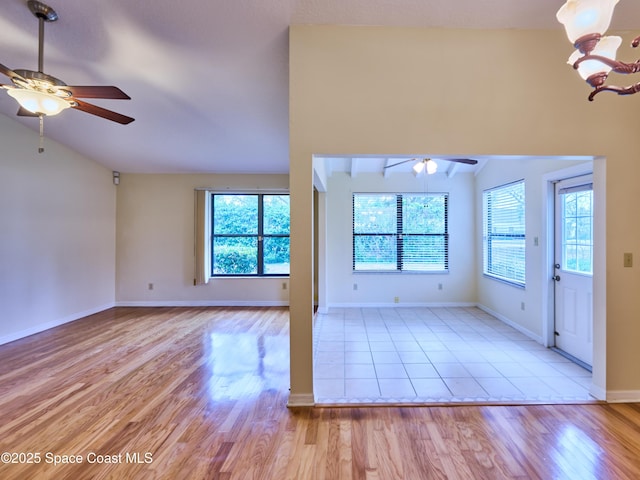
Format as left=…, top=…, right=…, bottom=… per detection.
left=624, top=253, right=633, bottom=268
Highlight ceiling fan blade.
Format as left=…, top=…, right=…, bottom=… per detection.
left=17, top=107, right=39, bottom=117
left=445, top=158, right=478, bottom=165
left=65, top=85, right=131, bottom=100
left=384, top=159, right=416, bottom=169
left=72, top=99, right=135, bottom=125
left=0, top=62, right=21, bottom=81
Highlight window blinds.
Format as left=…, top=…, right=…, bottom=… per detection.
left=353, top=193, right=448, bottom=272
left=483, top=180, right=525, bottom=286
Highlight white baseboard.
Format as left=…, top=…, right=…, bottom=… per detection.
left=115, top=300, right=289, bottom=307
left=287, top=393, right=315, bottom=407
left=606, top=390, right=640, bottom=403
left=476, top=304, right=543, bottom=344
left=0, top=303, right=115, bottom=346
left=327, top=302, right=477, bottom=309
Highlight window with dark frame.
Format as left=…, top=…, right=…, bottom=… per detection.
left=211, top=193, right=290, bottom=276
left=352, top=193, right=448, bottom=272
left=482, top=180, right=526, bottom=286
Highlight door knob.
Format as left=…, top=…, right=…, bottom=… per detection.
left=552, top=275, right=561, bottom=281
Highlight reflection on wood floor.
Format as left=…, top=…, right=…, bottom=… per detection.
left=1, top=306, right=639, bottom=479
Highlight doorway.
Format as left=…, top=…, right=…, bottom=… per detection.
left=553, top=174, right=594, bottom=367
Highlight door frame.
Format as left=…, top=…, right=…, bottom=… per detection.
left=541, top=159, right=606, bottom=400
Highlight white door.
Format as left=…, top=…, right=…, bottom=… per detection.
left=554, top=176, right=593, bottom=366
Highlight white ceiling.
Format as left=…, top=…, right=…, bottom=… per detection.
left=0, top=1, right=638, bottom=174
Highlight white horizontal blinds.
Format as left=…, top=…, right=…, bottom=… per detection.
left=401, top=194, right=448, bottom=271
left=353, top=194, right=397, bottom=271
left=353, top=193, right=448, bottom=272
left=483, top=180, right=526, bottom=286
left=559, top=183, right=593, bottom=274
left=557, top=183, right=593, bottom=195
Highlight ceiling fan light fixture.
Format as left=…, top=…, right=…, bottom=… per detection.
left=412, top=159, right=438, bottom=176
left=7, top=88, right=70, bottom=116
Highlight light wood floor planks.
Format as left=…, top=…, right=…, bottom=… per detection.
left=0, top=307, right=639, bottom=479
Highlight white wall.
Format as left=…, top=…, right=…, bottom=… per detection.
left=322, top=159, right=588, bottom=340
left=325, top=171, right=476, bottom=306
left=475, top=158, right=590, bottom=340
left=115, top=173, right=290, bottom=306
left=0, top=114, right=116, bottom=345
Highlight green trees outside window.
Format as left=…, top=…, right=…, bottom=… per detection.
left=561, top=189, right=593, bottom=274
left=352, top=193, right=448, bottom=272
left=212, top=194, right=290, bottom=276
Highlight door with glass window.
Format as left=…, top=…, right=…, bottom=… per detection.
left=553, top=176, right=593, bottom=366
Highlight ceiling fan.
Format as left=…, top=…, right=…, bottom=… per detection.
left=0, top=1, right=134, bottom=130
left=384, top=157, right=478, bottom=176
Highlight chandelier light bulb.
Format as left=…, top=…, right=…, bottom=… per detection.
left=569, top=35, right=622, bottom=79
left=556, top=0, right=619, bottom=44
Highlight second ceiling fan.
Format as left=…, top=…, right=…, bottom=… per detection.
left=384, top=157, right=478, bottom=175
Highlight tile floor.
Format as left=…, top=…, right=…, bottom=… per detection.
left=313, top=307, right=594, bottom=404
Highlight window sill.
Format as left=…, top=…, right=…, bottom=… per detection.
left=211, top=275, right=290, bottom=279
left=482, top=274, right=525, bottom=289
left=353, top=270, right=449, bottom=275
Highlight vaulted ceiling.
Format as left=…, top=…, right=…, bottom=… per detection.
left=1, top=1, right=638, bottom=174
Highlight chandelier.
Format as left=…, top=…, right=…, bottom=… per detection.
left=557, top=0, right=640, bottom=100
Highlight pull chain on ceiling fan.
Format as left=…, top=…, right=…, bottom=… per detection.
left=0, top=1, right=134, bottom=152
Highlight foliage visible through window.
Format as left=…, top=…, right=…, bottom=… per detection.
left=561, top=187, right=593, bottom=274
left=352, top=193, right=448, bottom=272
left=483, top=180, right=525, bottom=286
left=212, top=194, right=289, bottom=276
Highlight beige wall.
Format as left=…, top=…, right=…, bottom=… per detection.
left=0, top=114, right=116, bottom=344
left=290, top=25, right=640, bottom=403
left=115, top=173, right=290, bottom=305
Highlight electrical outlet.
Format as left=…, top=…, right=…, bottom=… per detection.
left=521, top=302, right=525, bottom=311
left=353, top=283, right=358, bottom=291
left=438, top=283, right=443, bottom=290
left=148, top=283, right=154, bottom=291
left=282, top=282, right=287, bottom=290
left=624, top=253, right=633, bottom=268
left=394, top=296, right=400, bottom=303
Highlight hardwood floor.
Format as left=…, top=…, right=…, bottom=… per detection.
left=1, top=307, right=639, bottom=479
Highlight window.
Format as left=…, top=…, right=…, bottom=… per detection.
left=352, top=193, right=448, bottom=272
left=211, top=193, right=289, bottom=276
left=559, top=184, right=593, bottom=275
left=483, top=180, right=525, bottom=286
